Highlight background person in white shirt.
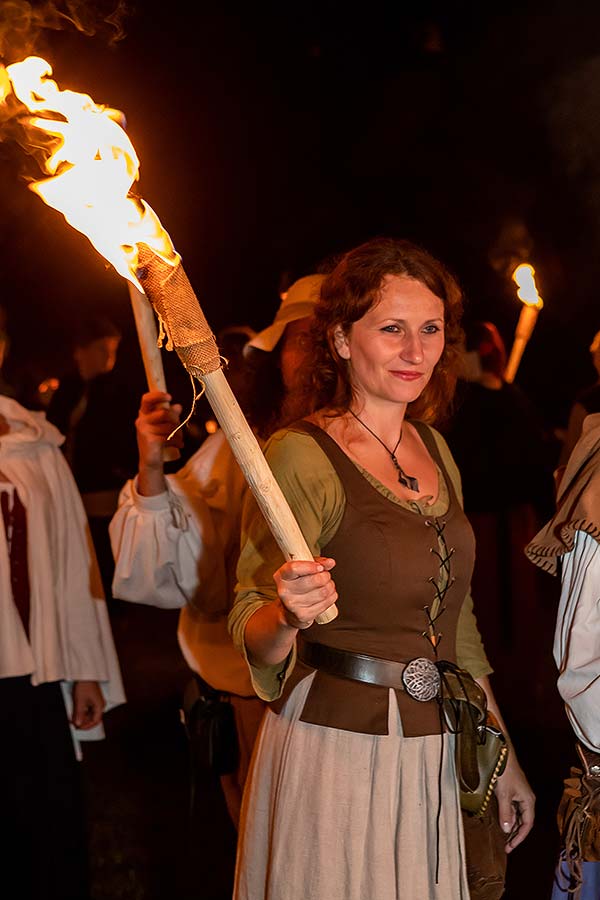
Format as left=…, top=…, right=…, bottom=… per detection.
left=526, top=413, right=600, bottom=898
left=0, top=395, right=125, bottom=900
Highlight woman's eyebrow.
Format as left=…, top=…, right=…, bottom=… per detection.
left=380, top=316, right=445, bottom=323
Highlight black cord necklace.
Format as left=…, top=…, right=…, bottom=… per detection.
left=348, top=409, right=420, bottom=492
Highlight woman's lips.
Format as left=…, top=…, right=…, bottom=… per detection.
left=391, top=370, right=424, bottom=381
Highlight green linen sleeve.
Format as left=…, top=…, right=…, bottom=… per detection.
left=228, top=429, right=345, bottom=700
left=429, top=426, right=493, bottom=678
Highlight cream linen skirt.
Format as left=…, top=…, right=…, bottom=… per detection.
left=234, top=673, right=469, bottom=900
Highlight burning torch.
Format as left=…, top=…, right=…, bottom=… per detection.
left=504, top=263, right=544, bottom=384
left=2, top=56, right=337, bottom=624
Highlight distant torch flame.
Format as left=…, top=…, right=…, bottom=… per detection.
left=5, top=56, right=175, bottom=287
left=512, top=263, right=543, bottom=310
left=505, top=262, right=544, bottom=383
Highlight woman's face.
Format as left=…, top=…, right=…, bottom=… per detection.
left=335, top=275, right=445, bottom=408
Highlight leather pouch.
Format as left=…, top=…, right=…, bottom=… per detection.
left=181, top=675, right=239, bottom=776
left=438, top=664, right=509, bottom=816
left=459, top=715, right=509, bottom=816
left=557, top=743, right=600, bottom=863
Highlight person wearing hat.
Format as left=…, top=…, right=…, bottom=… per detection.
left=109, top=273, right=325, bottom=890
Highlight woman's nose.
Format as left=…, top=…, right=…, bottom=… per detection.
left=400, top=332, right=424, bottom=364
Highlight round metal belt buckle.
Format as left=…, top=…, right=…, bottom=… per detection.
left=402, top=657, right=440, bottom=702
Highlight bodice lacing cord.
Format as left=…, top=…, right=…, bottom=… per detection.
left=423, top=517, right=459, bottom=886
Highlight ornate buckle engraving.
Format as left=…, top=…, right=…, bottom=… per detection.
left=402, top=657, right=440, bottom=702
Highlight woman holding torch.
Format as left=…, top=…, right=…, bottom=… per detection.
left=229, top=238, right=535, bottom=899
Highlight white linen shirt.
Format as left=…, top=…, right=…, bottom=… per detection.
left=554, top=530, right=600, bottom=752
left=110, top=429, right=254, bottom=696
left=0, top=396, right=125, bottom=743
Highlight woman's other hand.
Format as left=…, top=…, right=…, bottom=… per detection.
left=495, top=754, right=536, bottom=852
left=71, top=680, right=106, bottom=730
left=274, top=557, right=337, bottom=629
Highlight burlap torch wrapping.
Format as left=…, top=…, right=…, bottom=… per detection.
left=137, top=246, right=338, bottom=625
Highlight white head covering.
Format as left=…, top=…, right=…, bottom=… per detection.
left=245, top=274, right=325, bottom=353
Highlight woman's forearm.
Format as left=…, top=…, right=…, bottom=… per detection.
left=244, top=600, right=299, bottom=667
left=477, top=674, right=536, bottom=849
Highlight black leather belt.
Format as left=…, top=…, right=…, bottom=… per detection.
left=297, top=637, right=442, bottom=702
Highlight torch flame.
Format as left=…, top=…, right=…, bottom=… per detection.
left=3, top=56, right=176, bottom=287
left=512, top=263, right=543, bottom=310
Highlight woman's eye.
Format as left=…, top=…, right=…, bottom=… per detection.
left=381, top=324, right=400, bottom=333
left=422, top=324, right=442, bottom=334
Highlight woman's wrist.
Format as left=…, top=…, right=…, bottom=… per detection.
left=274, top=597, right=303, bottom=633
left=245, top=600, right=299, bottom=668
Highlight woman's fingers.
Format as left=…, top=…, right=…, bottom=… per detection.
left=274, top=558, right=337, bottom=628
left=275, top=558, right=336, bottom=597
left=137, top=395, right=182, bottom=437
left=495, top=759, right=536, bottom=852
left=136, top=392, right=182, bottom=469
left=140, top=406, right=181, bottom=431
left=139, top=390, right=171, bottom=413
left=276, top=557, right=333, bottom=581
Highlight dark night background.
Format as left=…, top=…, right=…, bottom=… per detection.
left=1, top=3, right=599, bottom=898
left=1, top=0, right=600, bottom=427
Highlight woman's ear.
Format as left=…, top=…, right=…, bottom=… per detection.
left=332, top=325, right=350, bottom=360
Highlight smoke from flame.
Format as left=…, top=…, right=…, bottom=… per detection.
left=0, top=1, right=129, bottom=63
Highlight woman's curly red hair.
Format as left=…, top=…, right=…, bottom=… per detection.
left=306, top=237, right=465, bottom=426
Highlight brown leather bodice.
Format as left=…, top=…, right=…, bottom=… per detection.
left=270, top=420, right=476, bottom=737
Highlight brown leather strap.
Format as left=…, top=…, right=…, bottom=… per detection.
left=297, top=638, right=488, bottom=721
left=297, top=637, right=410, bottom=690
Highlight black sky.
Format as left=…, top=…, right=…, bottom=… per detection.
left=1, top=1, right=600, bottom=424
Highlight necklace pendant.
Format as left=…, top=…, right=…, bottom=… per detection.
left=348, top=409, right=421, bottom=493
left=398, top=471, right=420, bottom=493
left=390, top=454, right=420, bottom=493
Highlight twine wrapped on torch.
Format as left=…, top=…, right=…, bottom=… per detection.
left=137, top=246, right=338, bottom=626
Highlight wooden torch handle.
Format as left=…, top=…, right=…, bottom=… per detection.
left=202, top=367, right=338, bottom=625
left=504, top=304, right=539, bottom=384
left=127, top=281, right=180, bottom=462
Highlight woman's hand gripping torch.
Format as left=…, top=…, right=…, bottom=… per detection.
left=504, top=264, right=544, bottom=384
